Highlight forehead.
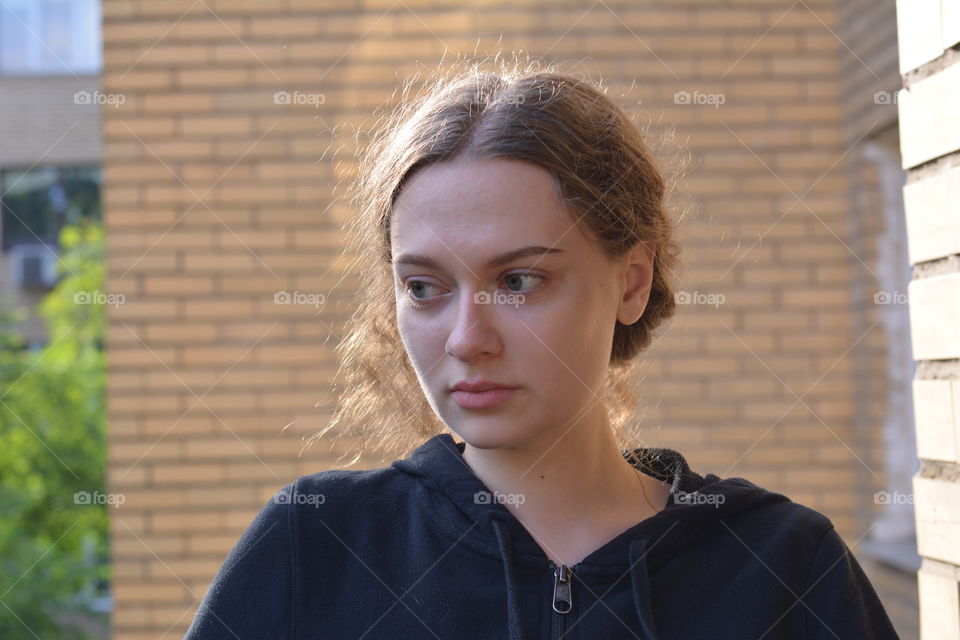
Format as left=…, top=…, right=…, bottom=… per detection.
left=390, top=157, right=577, bottom=250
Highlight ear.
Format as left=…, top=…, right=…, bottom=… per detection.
left=616, top=242, right=655, bottom=326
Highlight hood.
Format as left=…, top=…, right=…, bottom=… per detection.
left=391, top=433, right=791, bottom=640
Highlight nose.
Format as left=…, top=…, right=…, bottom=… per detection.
left=445, top=287, right=503, bottom=361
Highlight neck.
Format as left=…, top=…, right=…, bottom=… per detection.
left=460, top=403, right=668, bottom=563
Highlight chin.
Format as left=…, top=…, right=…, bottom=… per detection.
left=446, top=417, right=534, bottom=451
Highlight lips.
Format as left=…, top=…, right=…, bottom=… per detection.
left=450, top=380, right=520, bottom=392
left=450, top=386, right=520, bottom=409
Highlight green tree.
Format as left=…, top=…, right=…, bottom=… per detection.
left=0, top=220, right=109, bottom=639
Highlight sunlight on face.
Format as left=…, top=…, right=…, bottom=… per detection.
left=390, top=157, right=624, bottom=450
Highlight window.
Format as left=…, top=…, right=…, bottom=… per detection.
left=0, top=0, right=101, bottom=75
left=1, top=165, right=102, bottom=252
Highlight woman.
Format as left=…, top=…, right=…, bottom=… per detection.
left=184, top=58, right=901, bottom=639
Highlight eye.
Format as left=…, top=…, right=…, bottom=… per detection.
left=403, top=279, right=445, bottom=302
left=502, top=272, right=545, bottom=293
left=401, top=271, right=547, bottom=307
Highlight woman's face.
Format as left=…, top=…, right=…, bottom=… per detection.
left=390, top=157, right=651, bottom=450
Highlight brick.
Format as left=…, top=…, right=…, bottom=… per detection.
left=182, top=252, right=257, bottom=272
left=134, top=43, right=212, bottom=67
left=945, top=0, right=960, bottom=49
left=151, top=511, right=225, bottom=534
left=909, top=273, right=960, bottom=360
left=913, top=378, right=960, bottom=463
left=151, top=463, right=225, bottom=484
left=917, top=562, right=960, bottom=640
left=177, top=67, right=250, bottom=88
left=915, top=476, right=960, bottom=565
left=167, top=18, right=246, bottom=41
left=145, top=323, right=219, bottom=343
left=142, top=93, right=215, bottom=113
left=182, top=299, right=254, bottom=319
left=898, top=61, right=960, bottom=168
left=903, top=164, right=960, bottom=263
left=144, top=276, right=216, bottom=296
left=180, top=115, right=254, bottom=137
left=112, top=580, right=186, bottom=603
left=895, top=0, right=944, bottom=73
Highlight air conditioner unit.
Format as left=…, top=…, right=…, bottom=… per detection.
left=9, top=244, right=59, bottom=291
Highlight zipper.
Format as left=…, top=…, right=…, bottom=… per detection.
left=549, top=561, right=574, bottom=640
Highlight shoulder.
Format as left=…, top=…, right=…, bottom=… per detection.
left=758, top=496, right=834, bottom=533
left=703, top=476, right=837, bottom=551
left=289, top=463, right=407, bottom=499
left=275, top=464, right=415, bottom=523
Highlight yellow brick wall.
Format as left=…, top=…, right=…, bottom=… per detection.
left=101, top=1, right=908, bottom=637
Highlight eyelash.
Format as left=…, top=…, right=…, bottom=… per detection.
left=402, top=272, right=546, bottom=307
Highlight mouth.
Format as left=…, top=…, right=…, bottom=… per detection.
left=450, top=387, right=521, bottom=409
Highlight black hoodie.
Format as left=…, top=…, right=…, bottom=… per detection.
left=183, top=433, right=902, bottom=639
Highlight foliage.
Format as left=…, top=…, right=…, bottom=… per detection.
left=0, top=220, right=108, bottom=639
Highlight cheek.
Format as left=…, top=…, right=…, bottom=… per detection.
left=521, top=285, right=613, bottom=389
left=395, top=305, right=443, bottom=375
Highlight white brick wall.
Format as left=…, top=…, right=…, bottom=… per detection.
left=897, top=2, right=960, bottom=637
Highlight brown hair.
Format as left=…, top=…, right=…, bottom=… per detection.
left=304, top=55, right=684, bottom=465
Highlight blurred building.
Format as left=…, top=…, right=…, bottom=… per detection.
left=0, top=0, right=103, bottom=347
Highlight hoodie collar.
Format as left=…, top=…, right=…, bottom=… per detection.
left=391, top=432, right=786, bottom=568
left=392, top=432, right=791, bottom=640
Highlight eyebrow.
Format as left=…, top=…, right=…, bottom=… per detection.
left=393, top=245, right=564, bottom=270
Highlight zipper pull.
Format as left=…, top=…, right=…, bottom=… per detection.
left=552, top=564, right=573, bottom=614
